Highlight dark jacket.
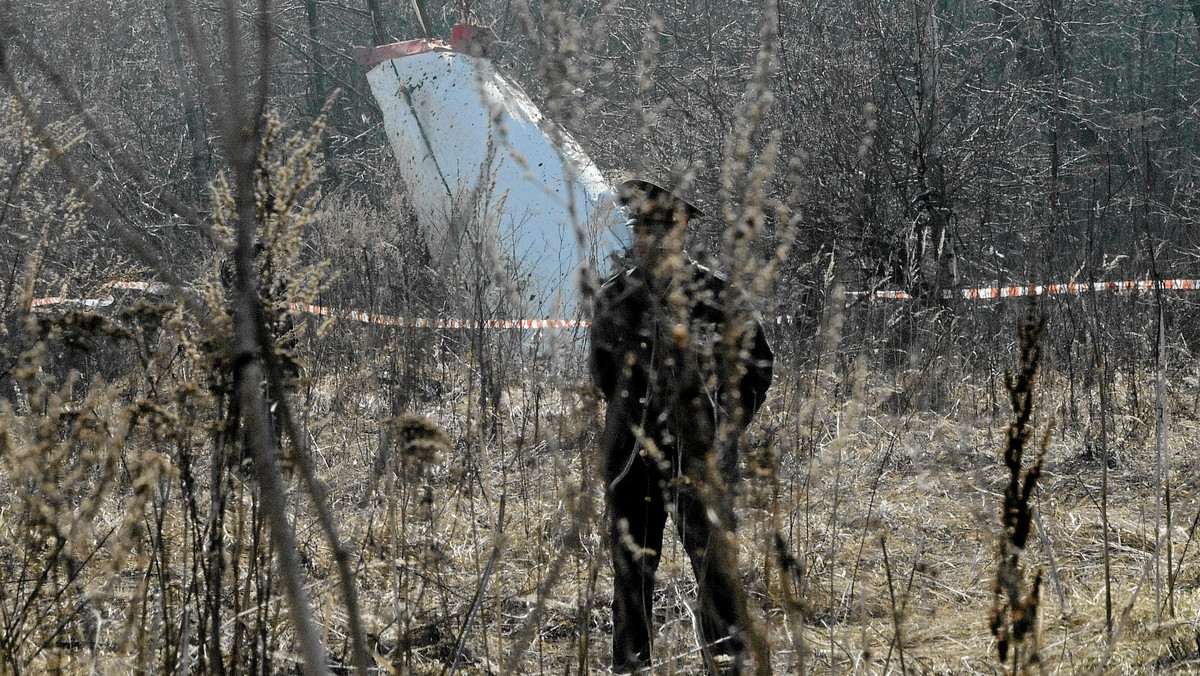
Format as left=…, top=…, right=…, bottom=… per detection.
left=589, top=259, right=773, bottom=431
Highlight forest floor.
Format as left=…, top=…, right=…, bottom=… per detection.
left=5, top=325, right=1200, bottom=675
left=293, top=345, right=1200, bottom=675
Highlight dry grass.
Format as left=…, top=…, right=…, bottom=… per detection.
left=5, top=296, right=1200, bottom=675
left=3, top=4, right=1199, bottom=672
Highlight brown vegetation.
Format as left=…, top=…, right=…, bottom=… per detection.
left=2, top=0, right=1199, bottom=674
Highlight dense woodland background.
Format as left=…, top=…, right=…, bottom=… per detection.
left=2, top=0, right=1200, bottom=674
left=5, top=0, right=1199, bottom=311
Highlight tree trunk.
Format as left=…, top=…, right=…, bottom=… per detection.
left=163, top=0, right=210, bottom=188
left=304, top=0, right=326, bottom=118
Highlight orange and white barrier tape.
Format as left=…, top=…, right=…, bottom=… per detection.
left=28, top=288, right=588, bottom=329
left=29, top=295, right=115, bottom=310
left=843, top=278, right=1199, bottom=302
left=845, top=289, right=914, bottom=300
left=289, top=302, right=587, bottom=329
left=27, top=278, right=1200, bottom=328
left=948, top=278, right=1196, bottom=300
left=28, top=281, right=168, bottom=312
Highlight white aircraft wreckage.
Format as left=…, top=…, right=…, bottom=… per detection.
left=355, top=25, right=628, bottom=319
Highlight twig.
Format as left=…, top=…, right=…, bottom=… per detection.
left=880, top=536, right=907, bottom=675
left=1031, top=505, right=1067, bottom=617
left=447, top=494, right=505, bottom=676
left=219, top=0, right=331, bottom=671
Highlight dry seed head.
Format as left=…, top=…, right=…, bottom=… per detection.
left=670, top=323, right=689, bottom=348
left=387, top=414, right=452, bottom=472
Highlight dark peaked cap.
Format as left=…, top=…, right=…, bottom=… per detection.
left=617, top=179, right=705, bottom=221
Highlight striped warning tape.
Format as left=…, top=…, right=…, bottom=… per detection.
left=844, top=278, right=1199, bottom=301
left=28, top=281, right=167, bottom=311
left=289, top=302, right=587, bottom=329
left=948, top=278, right=1197, bottom=299
left=29, top=295, right=116, bottom=310
left=29, top=289, right=588, bottom=329
left=27, top=278, right=1200, bottom=328
left=845, top=289, right=913, bottom=300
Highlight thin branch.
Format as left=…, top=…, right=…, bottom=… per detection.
left=219, top=0, right=331, bottom=672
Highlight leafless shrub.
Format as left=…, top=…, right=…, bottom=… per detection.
left=1, top=1, right=1200, bottom=674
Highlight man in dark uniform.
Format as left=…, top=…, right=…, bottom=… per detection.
left=589, top=179, right=774, bottom=674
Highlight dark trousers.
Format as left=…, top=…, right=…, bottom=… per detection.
left=603, top=385, right=745, bottom=674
